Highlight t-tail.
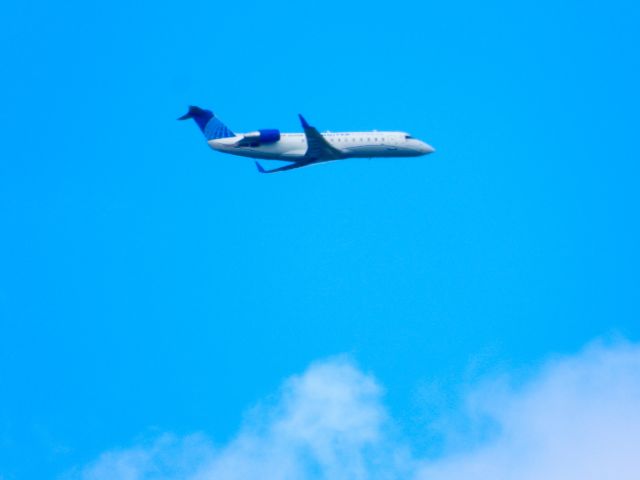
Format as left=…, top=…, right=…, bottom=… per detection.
left=178, top=106, right=234, bottom=140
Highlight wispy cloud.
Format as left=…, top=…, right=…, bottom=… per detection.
left=418, top=340, right=640, bottom=480
left=68, top=357, right=409, bottom=480
left=66, top=341, right=640, bottom=480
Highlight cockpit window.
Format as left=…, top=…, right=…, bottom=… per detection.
left=405, top=135, right=414, bottom=139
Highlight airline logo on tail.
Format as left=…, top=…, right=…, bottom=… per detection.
left=178, top=106, right=235, bottom=140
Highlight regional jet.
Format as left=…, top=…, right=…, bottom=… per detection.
left=178, top=106, right=435, bottom=173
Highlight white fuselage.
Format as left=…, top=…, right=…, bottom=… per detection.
left=209, top=131, right=434, bottom=162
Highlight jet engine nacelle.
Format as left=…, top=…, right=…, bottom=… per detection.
left=243, top=129, right=281, bottom=144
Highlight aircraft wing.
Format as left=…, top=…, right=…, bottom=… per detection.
left=255, top=160, right=315, bottom=174
left=299, top=115, right=344, bottom=161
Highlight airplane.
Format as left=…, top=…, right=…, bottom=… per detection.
left=178, top=106, right=435, bottom=173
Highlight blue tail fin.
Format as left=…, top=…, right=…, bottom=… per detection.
left=178, top=106, right=235, bottom=140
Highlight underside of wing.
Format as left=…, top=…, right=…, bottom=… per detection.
left=299, top=115, right=344, bottom=161
left=255, top=160, right=316, bottom=174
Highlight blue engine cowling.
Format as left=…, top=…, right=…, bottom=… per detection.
left=257, top=129, right=280, bottom=143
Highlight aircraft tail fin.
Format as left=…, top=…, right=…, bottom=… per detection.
left=178, top=106, right=235, bottom=140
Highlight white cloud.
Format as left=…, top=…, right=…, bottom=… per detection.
left=67, top=342, right=640, bottom=480
left=69, top=433, right=214, bottom=480
left=70, top=357, right=409, bottom=480
left=418, top=340, right=640, bottom=480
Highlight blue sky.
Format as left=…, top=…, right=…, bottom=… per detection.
left=1, top=0, right=639, bottom=478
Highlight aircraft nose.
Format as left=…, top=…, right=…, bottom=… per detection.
left=421, top=142, right=435, bottom=154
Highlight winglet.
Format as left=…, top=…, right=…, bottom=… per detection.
left=298, top=114, right=311, bottom=129
left=255, top=161, right=266, bottom=174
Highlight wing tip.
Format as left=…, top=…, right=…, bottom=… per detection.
left=298, top=114, right=310, bottom=129
left=255, top=161, right=266, bottom=173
